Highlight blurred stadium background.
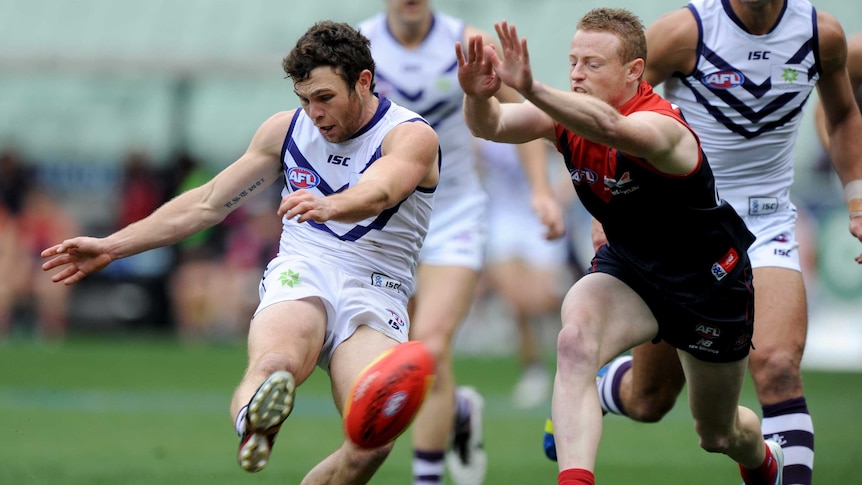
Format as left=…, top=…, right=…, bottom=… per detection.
left=1, top=1, right=860, bottom=483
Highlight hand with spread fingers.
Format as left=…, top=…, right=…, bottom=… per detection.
left=489, top=21, right=535, bottom=95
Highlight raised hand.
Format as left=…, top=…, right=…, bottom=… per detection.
left=455, top=35, right=501, bottom=98
left=492, top=21, right=535, bottom=94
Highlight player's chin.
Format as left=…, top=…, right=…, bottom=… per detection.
left=318, top=126, right=343, bottom=142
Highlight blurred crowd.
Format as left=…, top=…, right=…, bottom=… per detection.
left=0, top=145, right=282, bottom=343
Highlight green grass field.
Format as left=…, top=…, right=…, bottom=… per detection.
left=1, top=337, right=860, bottom=484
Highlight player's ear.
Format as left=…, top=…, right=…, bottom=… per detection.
left=356, top=69, right=374, bottom=95
left=629, top=57, right=645, bottom=82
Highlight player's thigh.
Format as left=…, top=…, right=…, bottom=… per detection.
left=486, top=259, right=535, bottom=307
left=409, top=264, right=479, bottom=347
left=328, top=325, right=401, bottom=415
left=678, top=350, right=748, bottom=432
left=248, top=298, right=327, bottom=383
left=560, top=273, right=658, bottom=367
left=748, top=266, right=806, bottom=395
left=744, top=211, right=807, bottom=365
left=750, top=266, right=806, bottom=357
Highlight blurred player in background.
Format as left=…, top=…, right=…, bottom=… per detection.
left=476, top=138, right=571, bottom=409
left=358, top=2, right=563, bottom=484
left=42, top=21, right=440, bottom=484
left=543, top=3, right=862, bottom=484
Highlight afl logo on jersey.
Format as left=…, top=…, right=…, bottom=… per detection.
left=288, top=167, right=320, bottom=190
left=570, top=168, right=598, bottom=185
left=702, top=70, right=744, bottom=89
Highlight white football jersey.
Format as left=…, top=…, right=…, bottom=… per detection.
left=662, top=0, right=819, bottom=216
left=358, top=12, right=487, bottom=212
left=277, top=98, right=435, bottom=297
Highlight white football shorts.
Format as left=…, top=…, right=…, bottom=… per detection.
left=485, top=197, right=568, bottom=267
left=418, top=192, right=487, bottom=271
left=742, top=206, right=801, bottom=272
left=255, top=255, right=410, bottom=370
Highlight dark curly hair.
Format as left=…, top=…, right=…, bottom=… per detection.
left=282, top=21, right=376, bottom=92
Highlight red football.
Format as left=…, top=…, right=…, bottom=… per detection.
left=344, top=341, right=435, bottom=449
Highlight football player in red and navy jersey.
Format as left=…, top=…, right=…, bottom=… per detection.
left=457, top=8, right=782, bottom=485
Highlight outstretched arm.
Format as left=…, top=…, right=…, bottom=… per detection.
left=42, top=111, right=289, bottom=285
left=490, top=21, right=699, bottom=176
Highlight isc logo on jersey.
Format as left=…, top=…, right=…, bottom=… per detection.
left=702, top=70, right=745, bottom=89
left=288, top=167, right=320, bottom=190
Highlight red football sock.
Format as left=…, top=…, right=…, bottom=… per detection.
left=739, top=442, right=778, bottom=485
left=558, top=468, right=595, bottom=485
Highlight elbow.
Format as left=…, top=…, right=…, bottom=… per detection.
left=599, top=115, right=624, bottom=139
left=468, top=127, right=490, bottom=140
left=466, top=123, right=497, bottom=141
left=203, top=207, right=230, bottom=227
left=463, top=110, right=499, bottom=140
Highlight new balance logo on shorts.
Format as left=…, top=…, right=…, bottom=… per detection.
left=711, top=248, right=739, bottom=281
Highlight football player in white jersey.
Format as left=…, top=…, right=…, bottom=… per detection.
left=41, top=21, right=441, bottom=484
left=358, top=2, right=564, bottom=484
left=542, top=2, right=862, bottom=484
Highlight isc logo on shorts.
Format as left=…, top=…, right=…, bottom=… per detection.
left=371, top=272, right=401, bottom=291
left=748, top=197, right=778, bottom=215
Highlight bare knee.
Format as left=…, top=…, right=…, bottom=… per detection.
left=247, top=352, right=292, bottom=380
left=698, top=436, right=732, bottom=455
left=626, top=390, right=677, bottom=423
left=692, top=421, right=732, bottom=454
left=749, top=348, right=803, bottom=401
left=625, top=374, right=684, bottom=423
left=556, top=325, right=598, bottom=375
